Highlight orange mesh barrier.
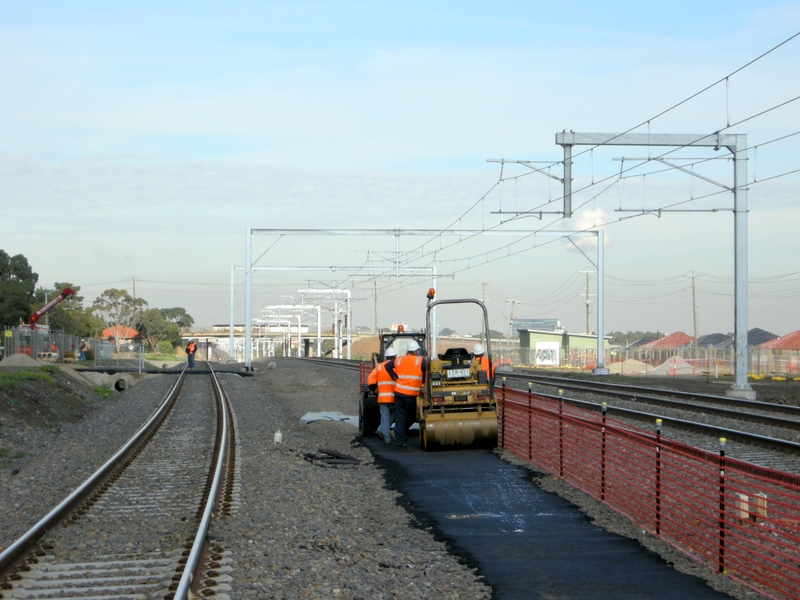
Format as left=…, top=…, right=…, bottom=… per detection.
left=497, top=384, right=800, bottom=599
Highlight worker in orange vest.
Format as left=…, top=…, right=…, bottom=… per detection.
left=367, top=347, right=397, bottom=444
left=186, top=340, right=197, bottom=369
left=472, top=343, right=494, bottom=381
left=385, top=339, right=426, bottom=447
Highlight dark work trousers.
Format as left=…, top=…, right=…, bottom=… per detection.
left=392, top=393, right=417, bottom=445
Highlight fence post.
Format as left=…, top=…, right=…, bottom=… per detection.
left=601, top=402, right=607, bottom=501
left=527, top=382, right=533, bottom=461
left=499, top=377, right=506, bottom=448
left=558, top=389, right=564, bottom=478
left=718, top=437, right=727, bottom=573
left=655, top=419, right=662, bottom=535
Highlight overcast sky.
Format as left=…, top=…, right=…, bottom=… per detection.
left=2, top=2, right=800, bottom=338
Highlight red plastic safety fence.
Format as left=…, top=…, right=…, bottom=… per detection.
left=497, top=384, right=800, bottom=599
left=359, top=362, right=369, bottom=388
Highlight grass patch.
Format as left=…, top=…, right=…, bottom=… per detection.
left=92, top=386, right=114, bottom=400
left=144, top=353, right=179, bottom=361
left=0, top=368, right=55, bottom=390
left=0, top=448, right=8, bottom=457
left=12, top=451, right=25, bottom=459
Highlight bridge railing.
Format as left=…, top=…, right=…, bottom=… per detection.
left=497, top=384, right=800, bottom=600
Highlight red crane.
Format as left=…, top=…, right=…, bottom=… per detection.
left=29, top=287, right=74, bottom=329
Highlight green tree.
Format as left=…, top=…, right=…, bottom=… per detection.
left=160, top=307, right=194, bottom=329
left=91, top=289, right=148, bottom=350
left=136, top=308, right=180, bottom=351
left=0, top=250, right=38, bottom=327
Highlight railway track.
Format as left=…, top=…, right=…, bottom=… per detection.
left=0, top=362, right=238, bottom=600
left=298, top=356, right=361, bottom=371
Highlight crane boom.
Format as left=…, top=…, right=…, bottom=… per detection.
left=30, top=287, right=74, bottom=329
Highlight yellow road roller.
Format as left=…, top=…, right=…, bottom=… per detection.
left=418, top=290, right=497, bottom=451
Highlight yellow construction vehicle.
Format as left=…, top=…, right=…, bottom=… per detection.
left=418, top=289, right=497, bottom=451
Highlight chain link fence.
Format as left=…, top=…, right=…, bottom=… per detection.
left=2, top=327, right=82, bottom=363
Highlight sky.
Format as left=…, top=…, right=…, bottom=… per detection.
left=2, top=1, right=800, bottom=339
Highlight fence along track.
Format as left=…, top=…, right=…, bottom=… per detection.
left=498, top=387, right=800, bottom=600
left=0, top=363, right=236, bottom=600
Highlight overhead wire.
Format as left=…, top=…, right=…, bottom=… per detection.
left=253, top=31, right=800, bottom=323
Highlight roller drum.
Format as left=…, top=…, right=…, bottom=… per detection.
left=422, top=413, right=497, bottom=450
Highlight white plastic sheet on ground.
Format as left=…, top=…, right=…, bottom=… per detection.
left=300, top=412, right=359, bottom=428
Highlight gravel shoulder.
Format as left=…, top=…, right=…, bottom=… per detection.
left=210, top=359, right=492, bottom=599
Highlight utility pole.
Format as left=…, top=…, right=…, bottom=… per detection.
left=374, top=281, right=378, bottom=333
left=691, top=272, right=699, bottom=341
left=507, top=299, right=517, bottom=340
left=585, top=272, right=590, bottom=334
left=480, top=281, right=488, bottom=304
left=579, top=271, right=595, bottom=334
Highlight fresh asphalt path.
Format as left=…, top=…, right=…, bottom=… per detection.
left=365, top=435, right=733, bottom=600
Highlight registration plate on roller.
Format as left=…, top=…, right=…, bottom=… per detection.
left=446, top=368, right=470, bottom=379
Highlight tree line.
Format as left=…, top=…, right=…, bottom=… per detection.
left=0, top=250, right=194, bottom=352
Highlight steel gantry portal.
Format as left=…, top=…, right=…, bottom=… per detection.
left=241, top=228, right=607, bottom=373
left=556, top=131, right=754, bottom=399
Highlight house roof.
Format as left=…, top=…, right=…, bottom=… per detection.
left=696, top=333, right=732, bottom=348
left=748, top=328, right=778, bottom=346
left=102, top=325, right=140, bottom=339
left=757, top=329, right=800, bottom=350
left=637, top=332, right=694, bottom=350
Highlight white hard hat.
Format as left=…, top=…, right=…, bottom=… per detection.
left=385, top=347, right=397, bottom=358
left=406, top=340, right=420, bottom=352
left=472, top=343, right=485, bottom=355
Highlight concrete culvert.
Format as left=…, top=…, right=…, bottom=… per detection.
left=114, top=378, right=128, bottom=392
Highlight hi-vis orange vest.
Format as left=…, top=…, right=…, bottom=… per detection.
left=393, top=354, right=424, bottom=396
left=187, top=342, right=196, bottom=355
left=475, top=355, right=494, bottom=377
left=368, top=361, right=395, bottom=403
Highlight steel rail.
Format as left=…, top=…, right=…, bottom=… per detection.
left=0, top=366, right=188, bottom=577
left=298, top=356, right=362, bottom=370
left=173, top=362, right=231, bottom=600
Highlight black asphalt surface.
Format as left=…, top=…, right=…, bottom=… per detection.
left=365, top=434, right=733, bottom=600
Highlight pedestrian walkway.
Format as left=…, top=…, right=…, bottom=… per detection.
left=367, top=437, right=733, bottom=599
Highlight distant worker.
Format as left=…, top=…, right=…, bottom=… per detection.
left=472, top=343, right=494, bottom=380
left=186, top=339, right=197, bottom=369
left=367, top=347, right=397, bottom=444
left=385, top=339, right=427, bottom=447
left=79, top=340, right=86, bottom=361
